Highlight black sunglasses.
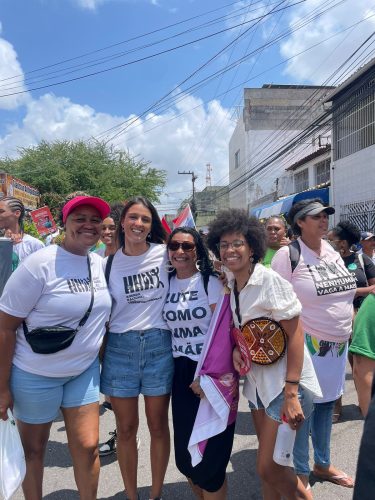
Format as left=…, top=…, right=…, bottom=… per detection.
left=167, top=241, right=196, bottom=252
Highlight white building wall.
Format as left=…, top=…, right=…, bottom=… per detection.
left=332, top=144, right=375, bottom=224
left=229, top=117, right=247, bottom=209
left=228, top=86, right=332, bottom=211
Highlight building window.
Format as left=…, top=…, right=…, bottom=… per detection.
left=334, top=79, right=375, bottom=160
left=234, top=149, right=240, bottom=169
left=315, top=158, right=331, bottom=185
left=294, top=169, right=308, bottom=192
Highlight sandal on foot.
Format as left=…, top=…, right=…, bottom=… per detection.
left=99, top=430, right=117, bottom=456
left=313, top=470, right=354, bottom=488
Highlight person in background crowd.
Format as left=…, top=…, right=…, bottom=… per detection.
left=359, top=231, right=375, bottom=264
left=272, top=199, right=356, bottom=490
left=353, top=378, right=375, bottom=500
left=263, top=216, right=290, bottom=268
left=95, top=204, right=123, bottom=258
left=207, top=209, right=321, bottom=500
left=100, top=196, right=172, bottom=500
left=163, top=227, right=234, bottom=500
left=350, top=293, right=375, bottom=417
left=0, top=195, right=112, bottom=500
left=0, top=196, right=44, bottom=269
left=327, top=221, right=375, bottom=421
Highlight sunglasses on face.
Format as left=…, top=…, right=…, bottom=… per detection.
left=217, top=239, right=246, bottom=251
left=167, top=241, right=196, bottom=252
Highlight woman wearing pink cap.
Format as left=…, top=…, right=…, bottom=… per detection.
left=0, top=195, right=112, bottom=500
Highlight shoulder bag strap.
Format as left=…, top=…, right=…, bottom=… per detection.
left=76, top=255, right=95, bottom=329
left=288, top=239, right=301, bottom=273
left=233, top=281, right=242, bottom=327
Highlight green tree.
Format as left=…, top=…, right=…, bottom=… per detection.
left=0, top=140, right=166, bottom=214
left=23, top=219, right=43, bottom=241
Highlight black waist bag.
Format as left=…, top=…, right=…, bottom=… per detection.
left=23, top=325, right=78, bottom=354
left=23, top=256, right=94, bottom=355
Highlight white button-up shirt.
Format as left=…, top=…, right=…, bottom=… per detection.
left=228, top=264, right=322, bottom=408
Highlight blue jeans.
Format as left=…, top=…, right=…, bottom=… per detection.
left=293, top=400, right=335, bottom=475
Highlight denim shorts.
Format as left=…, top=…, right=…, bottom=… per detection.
left=10, top=357, right=100, bottom=424
left=248, top=386, right=314, bottom=424
left=100, top=328, right=174, bottom=398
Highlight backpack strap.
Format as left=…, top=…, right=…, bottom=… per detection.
left=105, top=254, right=114, bottom=284
left=288, top=240, right=301, bottom=273
left=203, top=273, right=210, bottom=296
left=357, top=252, right=369, bottom=286
left=357, top=252, right=365, bottom=272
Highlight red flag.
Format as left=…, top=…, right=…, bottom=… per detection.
left=161, top=215, right=172, bottom=234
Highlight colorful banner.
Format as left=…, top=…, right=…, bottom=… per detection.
left=0, top=173, right=40, bottom=210
left=30, top=206, right=57, bottom=236
left=173, top=204, right=195, bottom=229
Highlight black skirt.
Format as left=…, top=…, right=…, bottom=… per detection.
left=171, top=355, right=235, bottom=493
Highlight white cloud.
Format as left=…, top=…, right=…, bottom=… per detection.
left=0, top=28, right=29, bottom=110
left=280, top=0, right=375, bottom=84
left=73, top=0, right=105, bottom=9
left=0, top=92, right=234, bottom=210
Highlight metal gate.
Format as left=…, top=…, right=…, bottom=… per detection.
left=340, top=199, right=375, bottom=231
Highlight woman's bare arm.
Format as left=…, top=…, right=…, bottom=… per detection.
left=0, top=311, right=24, bottom=420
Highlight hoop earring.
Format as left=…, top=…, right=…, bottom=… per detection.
left=147, top=232, right=152, bottom=241
left=195, top=260, right=202, bottom=272
left=165, top=262, right=175, bottom=273
left=250, top=256, right=254, bottom=263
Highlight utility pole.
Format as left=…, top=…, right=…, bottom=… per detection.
left=178, top=170, right=198, bottom=219
left=205, top=163, right=212, bottom=187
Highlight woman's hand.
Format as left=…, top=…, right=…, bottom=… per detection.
left=190, top=377, right=205, bottom=399
left=356, top=284, right=375, bottom=297
left=282, top=391, right=304, bottom=430
left=233, top=346, right=245, bottom=374
left=279, top=236, right=291, bottom=247
left=0, top=387, right=13, bottom=421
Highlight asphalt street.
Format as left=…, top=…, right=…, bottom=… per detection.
left=12, top=364, right=363, bottom=500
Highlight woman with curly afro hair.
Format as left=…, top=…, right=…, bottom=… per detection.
left=207, top=209, right=320, bottom=500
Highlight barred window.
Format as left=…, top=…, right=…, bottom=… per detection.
left=334, top=79, right=375, bottom=160
left=315, top=159, right=331, bottom=185
left=294, top=169, right=308, bottom=192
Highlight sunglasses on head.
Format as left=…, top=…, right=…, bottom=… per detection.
left=167, top=241, right=196, bottom=252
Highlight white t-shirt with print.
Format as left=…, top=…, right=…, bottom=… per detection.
left=163, top=273, right=223, bottom=361
left=107, top=243, right=169, bottom=333
left=271, top=238, right=356, bottom=342
left=13, top=234, right=44, bottom=262
left=0, top=245, right=112, bottom=377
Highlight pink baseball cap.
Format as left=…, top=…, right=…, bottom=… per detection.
left=62, top=196, right=110, bottom=223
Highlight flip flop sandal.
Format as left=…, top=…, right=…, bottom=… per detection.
left=313, top=471, right=354, bottom=488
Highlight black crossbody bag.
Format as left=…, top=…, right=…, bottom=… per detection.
left=23, top=256, right=94, bottom=355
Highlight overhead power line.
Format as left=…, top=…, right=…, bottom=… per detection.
left=0, top=1, right=301, bottom=98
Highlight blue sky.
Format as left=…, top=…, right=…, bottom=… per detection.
left=0, top=0, right=374, bottom=213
